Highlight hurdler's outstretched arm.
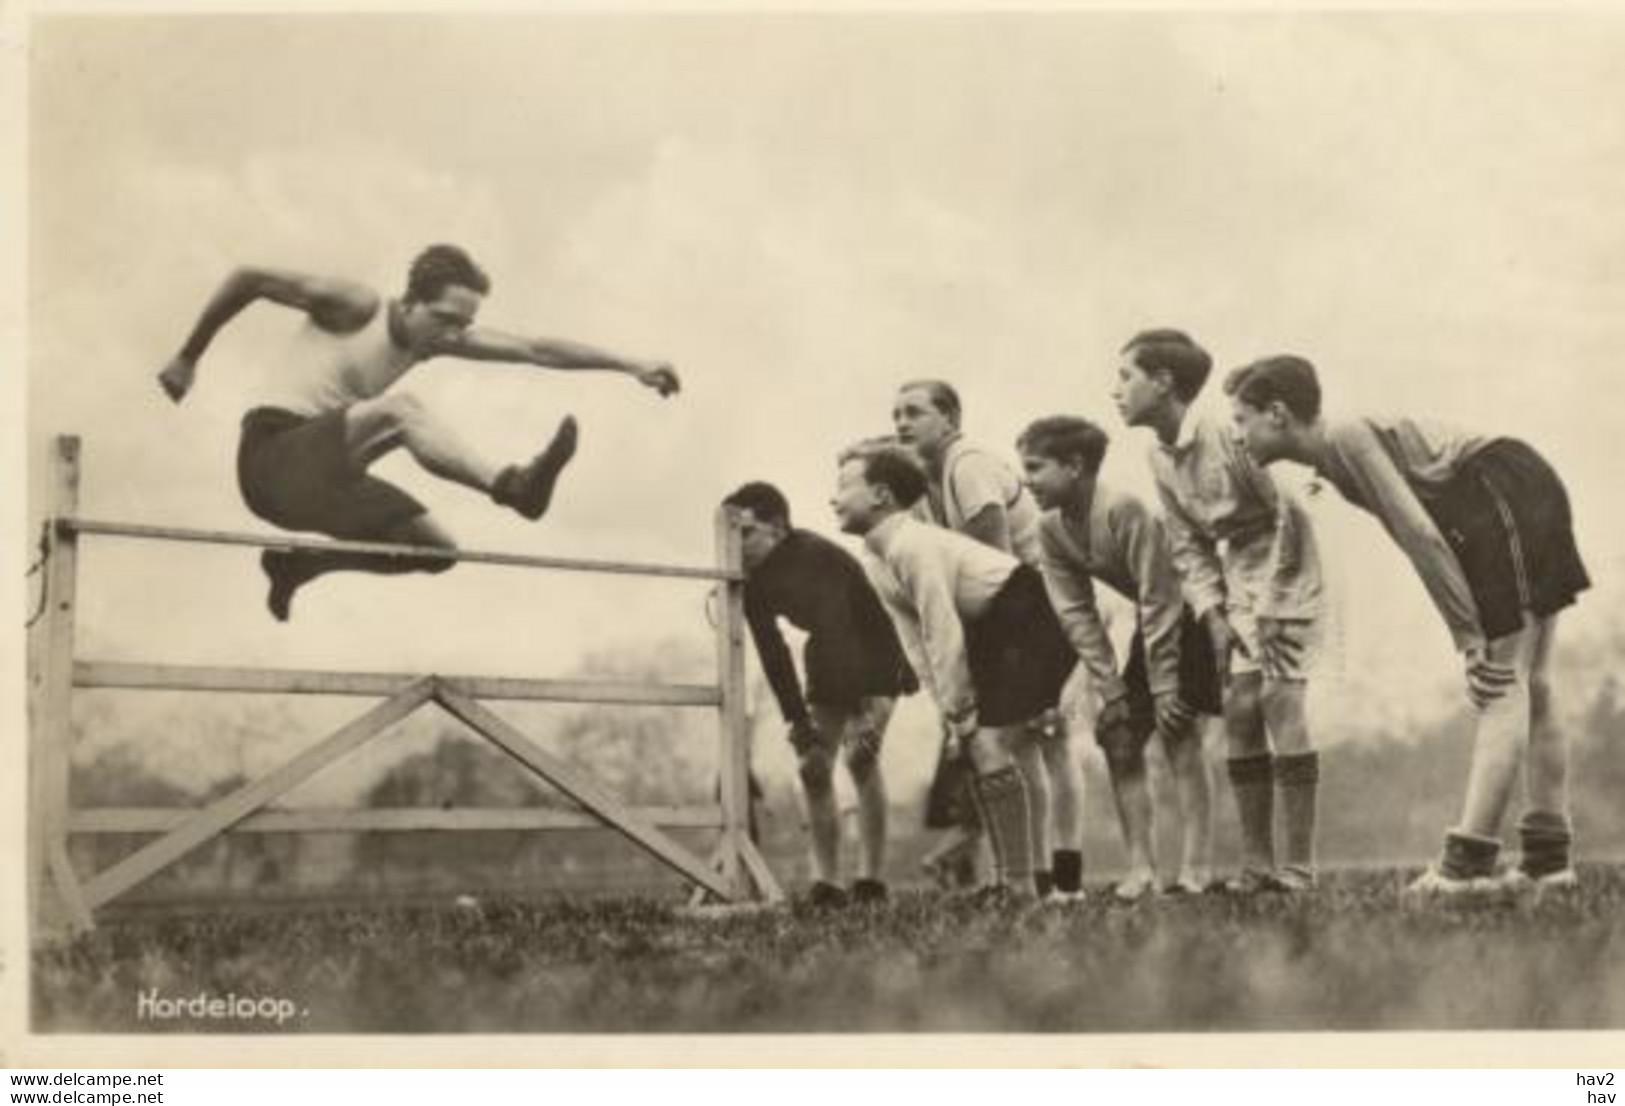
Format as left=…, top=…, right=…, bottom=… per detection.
left=438, top=328, right=682, bottom=398
left=157, top=267, right=379, bottom=402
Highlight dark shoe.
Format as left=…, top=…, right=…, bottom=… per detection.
left=493, top=416, right=579, bottom=521
left=261, top=550, right=306, bottom=623
left=851, top=878, right=888, bottom=905
left=805, top=881, right=849, bottom=910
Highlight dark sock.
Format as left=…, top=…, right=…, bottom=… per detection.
left=1274, top=751, right=1320, bottom=879
left=852, top=878, right=888, bottom=904
left=1227, top=753, right=1276, bottom=873
left=972, top=767, right=1034, bottom=888
left=1052, top=849, right=1083, bottom=895
left=1034, top=869, right=1055, bottom=898
left=1439, top=829, right=1501, bottom=880
left=1517, top=810, right=1572, bottom=878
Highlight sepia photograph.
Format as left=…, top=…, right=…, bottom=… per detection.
left=6, top=0, right=1625, bottom=1064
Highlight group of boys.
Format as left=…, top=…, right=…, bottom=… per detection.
left=159, top=245, right=1590, bottom=909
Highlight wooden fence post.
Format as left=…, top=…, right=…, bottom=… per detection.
left=713, top=506, right=751, bottom=899
left=33, top=435, right=92, bottom=934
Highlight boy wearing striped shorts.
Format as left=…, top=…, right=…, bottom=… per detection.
left=1227, top=356, right=1589, bottom=896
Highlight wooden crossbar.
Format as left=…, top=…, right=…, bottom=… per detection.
left=433, top=684, right=734, bottom=900
left=61, top=517, right=742, bottom=583
left=70, top=806, right=724, bottom=834
left=76, top=660, right=721, bottom=707
left=80, top=679, right=438, bottom=909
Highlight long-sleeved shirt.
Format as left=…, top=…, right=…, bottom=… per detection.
left=861, top=512, right=1019, bottom=723
left=926, top=435, right=1043, bottom=567
left=1036, top=481, right=1184, bottom=699
left=1149, top=408, right=1320, bottom=620
left=743, top=529, right=916, bottom=723
left=1310, top=414, right=1494, bottom=652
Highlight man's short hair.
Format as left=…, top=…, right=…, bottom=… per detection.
left=897, top=378, right=963, bottom=428
left=1016, top=416, right=1110, bottom=476
left=1229, top=355, right=1323, bottom=422
left=857, top=445, right=930, bottom=509
left=1121, top=329, right=1212, bottom=403
left=406, top=244, right=491, bottom=304
left=723, top=481, right=792, bottom=528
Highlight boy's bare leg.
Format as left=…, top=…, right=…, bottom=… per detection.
left=1039, top=724, right=1086, bottom=895
left=1103, top=736, right=1157, bottom=898
left=1164, top=715, right=1215, bottom=889
left=796, top=740, right=843, bottom=887
left=1458, top=626, right=1537, bottom=840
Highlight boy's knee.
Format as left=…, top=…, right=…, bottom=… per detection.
left=797, top=750, right=835, bottom=792
left=1259, top=678, right=1306, bottom=718
left=1528, top=671, right=1554, bottom=716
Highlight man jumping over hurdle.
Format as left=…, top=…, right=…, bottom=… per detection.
left=157, top=244, right=679, bottom=620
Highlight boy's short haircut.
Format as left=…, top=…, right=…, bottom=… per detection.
left=1017, top=416, right=1110, bottom=476
left=405, top=243, right=491, bottom=303
left=859, top=446, right=930, bottom=509
left=1121, top=329, right=1213, bottom=403
left=723, top=481, right=792, bottom=527
left=898, top=378, right=963, bottom=428
left=1231, top=355, right=1323, bottom=422
left=838, top=434, right=901, bottom=466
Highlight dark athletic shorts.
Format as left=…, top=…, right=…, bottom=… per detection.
left=237, top=407, right=427, bottom=539
left=965, top=564, right=1078, bottom=728
left=1421, top=438, right=1590, bottom=641
left=1120, top=605, right=1224, bottom=745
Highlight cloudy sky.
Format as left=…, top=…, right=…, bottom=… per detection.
left=19, top=10, right=1625, bottom=779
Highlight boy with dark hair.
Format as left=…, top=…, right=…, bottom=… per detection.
left=158, top=243, right=679, bottom=621
left=1227, top=355, right=1589, bottom=896
left=721, top=481, right=918, bottom=906
left=893, top=381, right=1085, bottom=901
left=832, top=446, right=1077, bottom=905
left=1113, top=329, right=1324, bottom=893
left=1018, top=416, right=1222, bottom=899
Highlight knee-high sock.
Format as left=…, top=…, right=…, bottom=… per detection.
left=1275, top=751, right=1319, bottom=880
left=972, top=767, right=1034, bottom=887
left=1227, top=753, right=1275, bottom=874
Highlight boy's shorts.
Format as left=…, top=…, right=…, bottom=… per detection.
left=1222, top=534, right=1320, bottom=682
left=965, top=565, right=1078, bottom=727
left=1422, top=438, right=1590, bottom=640
left=237, top=406, right=426, bottom=539
left=1118, top=605, right=1224, bottom=744
left=804, top=697, right=896, bottom=758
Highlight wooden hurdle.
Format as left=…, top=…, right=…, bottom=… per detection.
left=26, top=434, right=783, bottom=937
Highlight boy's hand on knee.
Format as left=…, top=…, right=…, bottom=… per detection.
left=788, top=718, right=821, bottom=755
left=1153, top=691, right=1196, bottom=735
left=1464, top=648, right=1517, bottom=708
left=1258, top=616, right=1306, bottom=680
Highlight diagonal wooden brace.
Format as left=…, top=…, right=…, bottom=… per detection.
left=80, top=677, right=438, bottom=910
left=433, top=682, right=736, bottom=901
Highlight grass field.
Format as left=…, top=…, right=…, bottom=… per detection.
left=33, top=866, right=1625, bottom=1034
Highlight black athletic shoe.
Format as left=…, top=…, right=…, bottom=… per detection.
left=494, top=416, right=579, bottom=521
left=261, top=550, right=307, bottom=623
left=851, top=878, right=889, bottom=906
